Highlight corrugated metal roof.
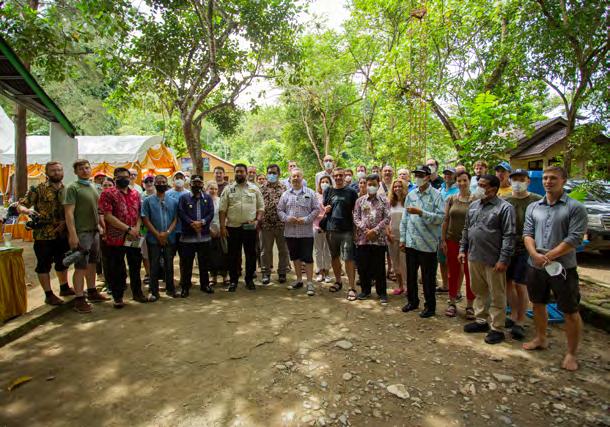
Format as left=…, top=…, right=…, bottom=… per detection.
left=512, top=128, right=567, bottom=159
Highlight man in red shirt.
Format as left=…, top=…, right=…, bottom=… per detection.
left=98, top=167, right=147, bottom=308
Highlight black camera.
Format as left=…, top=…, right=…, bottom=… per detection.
left=25, top=212, right=46, bottom=230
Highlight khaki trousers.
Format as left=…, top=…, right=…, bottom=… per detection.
left=469, top=260, right=506, bottom=331
left=260, top=228, right=290, bottom=275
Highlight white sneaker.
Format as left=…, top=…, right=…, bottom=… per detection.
left=306, top=282, right=315, bottom=296
left=315, top=274, right=324, bottom=282
left=324, top=276, right=333, bottom=283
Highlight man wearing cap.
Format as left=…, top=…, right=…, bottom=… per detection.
left=219, top=163, right=265, bottom=291
left=177, top=174, right=215, bottom=297
left=142, top=175, right=156, bottom=199
left=399, top=165, right=445, bottom=318
left=470, top=160, right=488, bottom=193
left=166, top=171, right=189, bottom=205
left=459, top=174, right=515, bottom=344
left=522, top=166, right=587, bottom=371
left=425, top=158, right=444, bottom=190
left=93, top=172, right=107, bottom=194
left=495, top=161, right=513, bottom=197
left=504, top=169, right=541, bottom=340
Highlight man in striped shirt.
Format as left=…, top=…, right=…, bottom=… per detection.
left=277, top=168, right=320, bottom=296
left=399, top=165, right=445, bottom=318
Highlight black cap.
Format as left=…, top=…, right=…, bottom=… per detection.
left=191, top=174, right=204, bottom=182
left=509, top=168, right=529, bottom=178
left=442, top=167, right=456, bottom=175
left=143, top=175, right=154, bottom=183
left=413, top=165, right=431, bottom=175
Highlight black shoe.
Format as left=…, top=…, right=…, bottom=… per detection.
left=278, top=274, right=287, bottom=284
left=419, top=309, right=435, bottom=318
left=59, top=286, right=75, bottom=296
left=436, top=286, right=448, bottom=293
left=245, top=280, right=256, bottom=290
left=401, top=303, right=419, bottom=313
left=201, top=285, right=214, bottom=294
left=485, top=330, right=505, bottom=344
left=511, top=324, right=526, bottom=340
left=262, top=275, right=271, bottom=285
left=228, top=283, right=238, bottom=292
left=357, top=292, right=371, bottom=300
left=464, top=321, right=490, bottom=333
left=505, top=318, right=515, bottom=328
left=165, top=290, right=179, bottom=298
left=180, top=288, right=190, bottom=298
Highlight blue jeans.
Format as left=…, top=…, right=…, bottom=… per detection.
left=148, top=242, right=176, bottom=295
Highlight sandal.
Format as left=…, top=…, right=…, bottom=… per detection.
left=329, top=282, right=343, bottom=293
left=445, top=304, right=457, bottom=317
left=392, top=288, right=404, bottom=296
left=465, top=307, right=475, bottom=320
left=347, top=289, right=357, bottom=301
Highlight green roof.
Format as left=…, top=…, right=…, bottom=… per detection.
left=0, top=35, right=76, bottom=137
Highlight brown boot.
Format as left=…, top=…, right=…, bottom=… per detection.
left=44, top=293, right=64, bottom=306
left=59, top=285, right=76, bottom=296
left=87, top=289, right=109, bottom=302
left=73, top=297, right=93, bottom=313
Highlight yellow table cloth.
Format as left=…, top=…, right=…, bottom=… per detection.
left=0, top=247, right=27, bottom=322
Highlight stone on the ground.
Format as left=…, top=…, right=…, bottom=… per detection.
left=387, top=384, right=410, bottom=399
left=493, top=373, right=515, bottom=383
left=342, top=372, right=353, bottom=381
left=335, top=340, right=353, bottom=350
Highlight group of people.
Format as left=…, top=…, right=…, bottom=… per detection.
left=16, top=154, right=588, bottom=371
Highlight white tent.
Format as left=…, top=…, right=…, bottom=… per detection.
left=0, top=134, right=164, bottom=165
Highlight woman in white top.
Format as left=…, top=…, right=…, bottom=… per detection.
left=386, top=178, right=408, bottom=295
left=206, top=181, right=228, bottom=287
left=314, top=175, right=333, bottom=283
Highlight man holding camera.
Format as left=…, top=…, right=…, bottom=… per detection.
left=18, top=161, right=74, bottom=306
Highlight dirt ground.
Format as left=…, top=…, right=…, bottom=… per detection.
left=1, top=263, right=609, bottom=426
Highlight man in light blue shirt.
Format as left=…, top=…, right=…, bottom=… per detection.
left=399, top=165, right=445, bottom=318
left=141, top=175, right=179, bottom=299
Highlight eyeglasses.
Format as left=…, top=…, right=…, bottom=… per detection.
left=130, top=174, right=137, bottom=177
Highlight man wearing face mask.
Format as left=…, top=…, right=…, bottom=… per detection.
left=522, top=166, right=587, bottom=371
left=142, top=175, right=179, bottom=300
left=93, top=172, right=107, bottom=195
left=177, top=174, right=215, bottom=297
left=166, top=171, right=190, bottom=241
left=219, top=164, right=265, bottom=291
left=18, top=161, right=74, bottom=306
left=98, top=167, right=146, bottom=308
left=260, top=164, right=290, bottom=285
left=315, top=155, right=336, bottom=189
left=425, top=159, right=444, bottom=190
left=353, top=174, right=391, bottom=305
left=504, top=169, right=541, bottom=340
left=459, top=174, right=515, bottom=344
left=399, top=165, right=445, bottom=318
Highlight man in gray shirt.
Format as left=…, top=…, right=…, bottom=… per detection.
left=522, top=166, right=587, bottom=371
left=459, top=174, right=515, bottom=344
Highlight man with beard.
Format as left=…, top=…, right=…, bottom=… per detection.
left=219, top=164, right=265, bottom=291
left=18, top=161, right=75, bottom=305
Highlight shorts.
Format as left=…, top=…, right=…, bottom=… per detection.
left=507, top=252, right=529, bottom=283
left=75, top=231, right=100, bottom=270
left=526, top=265, right=580, bottom=314
left=326, top=231, right=355, bottom=261
left=285, top=237, right=314, bottom=263
left=33, top=238, right=70, bottom=274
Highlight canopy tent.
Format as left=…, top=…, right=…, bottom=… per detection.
left=0, top=135, right=180, bottom=195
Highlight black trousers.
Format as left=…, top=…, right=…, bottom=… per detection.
left=406, top=247, right=437, bottom=311
left=356, top=245, right=387, bottom=297
left=227, top=227, right=257, bottom=284
left=149, top=243, right=176, bottom=295
left=178, top=241, right=210, bottom=290
left=106, top=245, right=144, bottom=301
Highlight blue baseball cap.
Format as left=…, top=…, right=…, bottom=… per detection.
left=494, top=161, right=512, bottom=172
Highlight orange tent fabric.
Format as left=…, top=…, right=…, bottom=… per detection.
left=0, top=248, right=27, bottom=321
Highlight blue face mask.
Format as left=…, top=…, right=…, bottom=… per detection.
left=267, top=173, right=278, bottom=183
left=77, top=178, right=91, bottom=186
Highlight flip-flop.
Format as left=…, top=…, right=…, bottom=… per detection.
left=329, top=282, right=343, bottom=292
left=347, top=289, right=357, bottom=301
left=522, top=342, right=549, bottom=351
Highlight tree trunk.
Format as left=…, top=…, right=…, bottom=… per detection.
left=563, top=108, right=577, bottom=175
left=14, top=104, right=28, bottom=199
left=429, top=98, right=462, bottom=152
left=182, top=118, right=203, bottom=175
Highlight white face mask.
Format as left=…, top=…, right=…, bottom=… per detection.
left=356, top=172, right=366, bottom=179
left=511, top=181, right=528, bottom=193
left=544, top=261, right=566, bottom=280
left=321, top=183, right=330, bottom=191
left=174, top=179, right=185, bottom=188
left=367, top=185, right=378, bottom=195
left=345, top=176, right=352, bottom=183
left=324, top=161, right=333, bottom=170
left=473, top=187, right=486, bottom=198
left=415, top=177, right=426, bottom=187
